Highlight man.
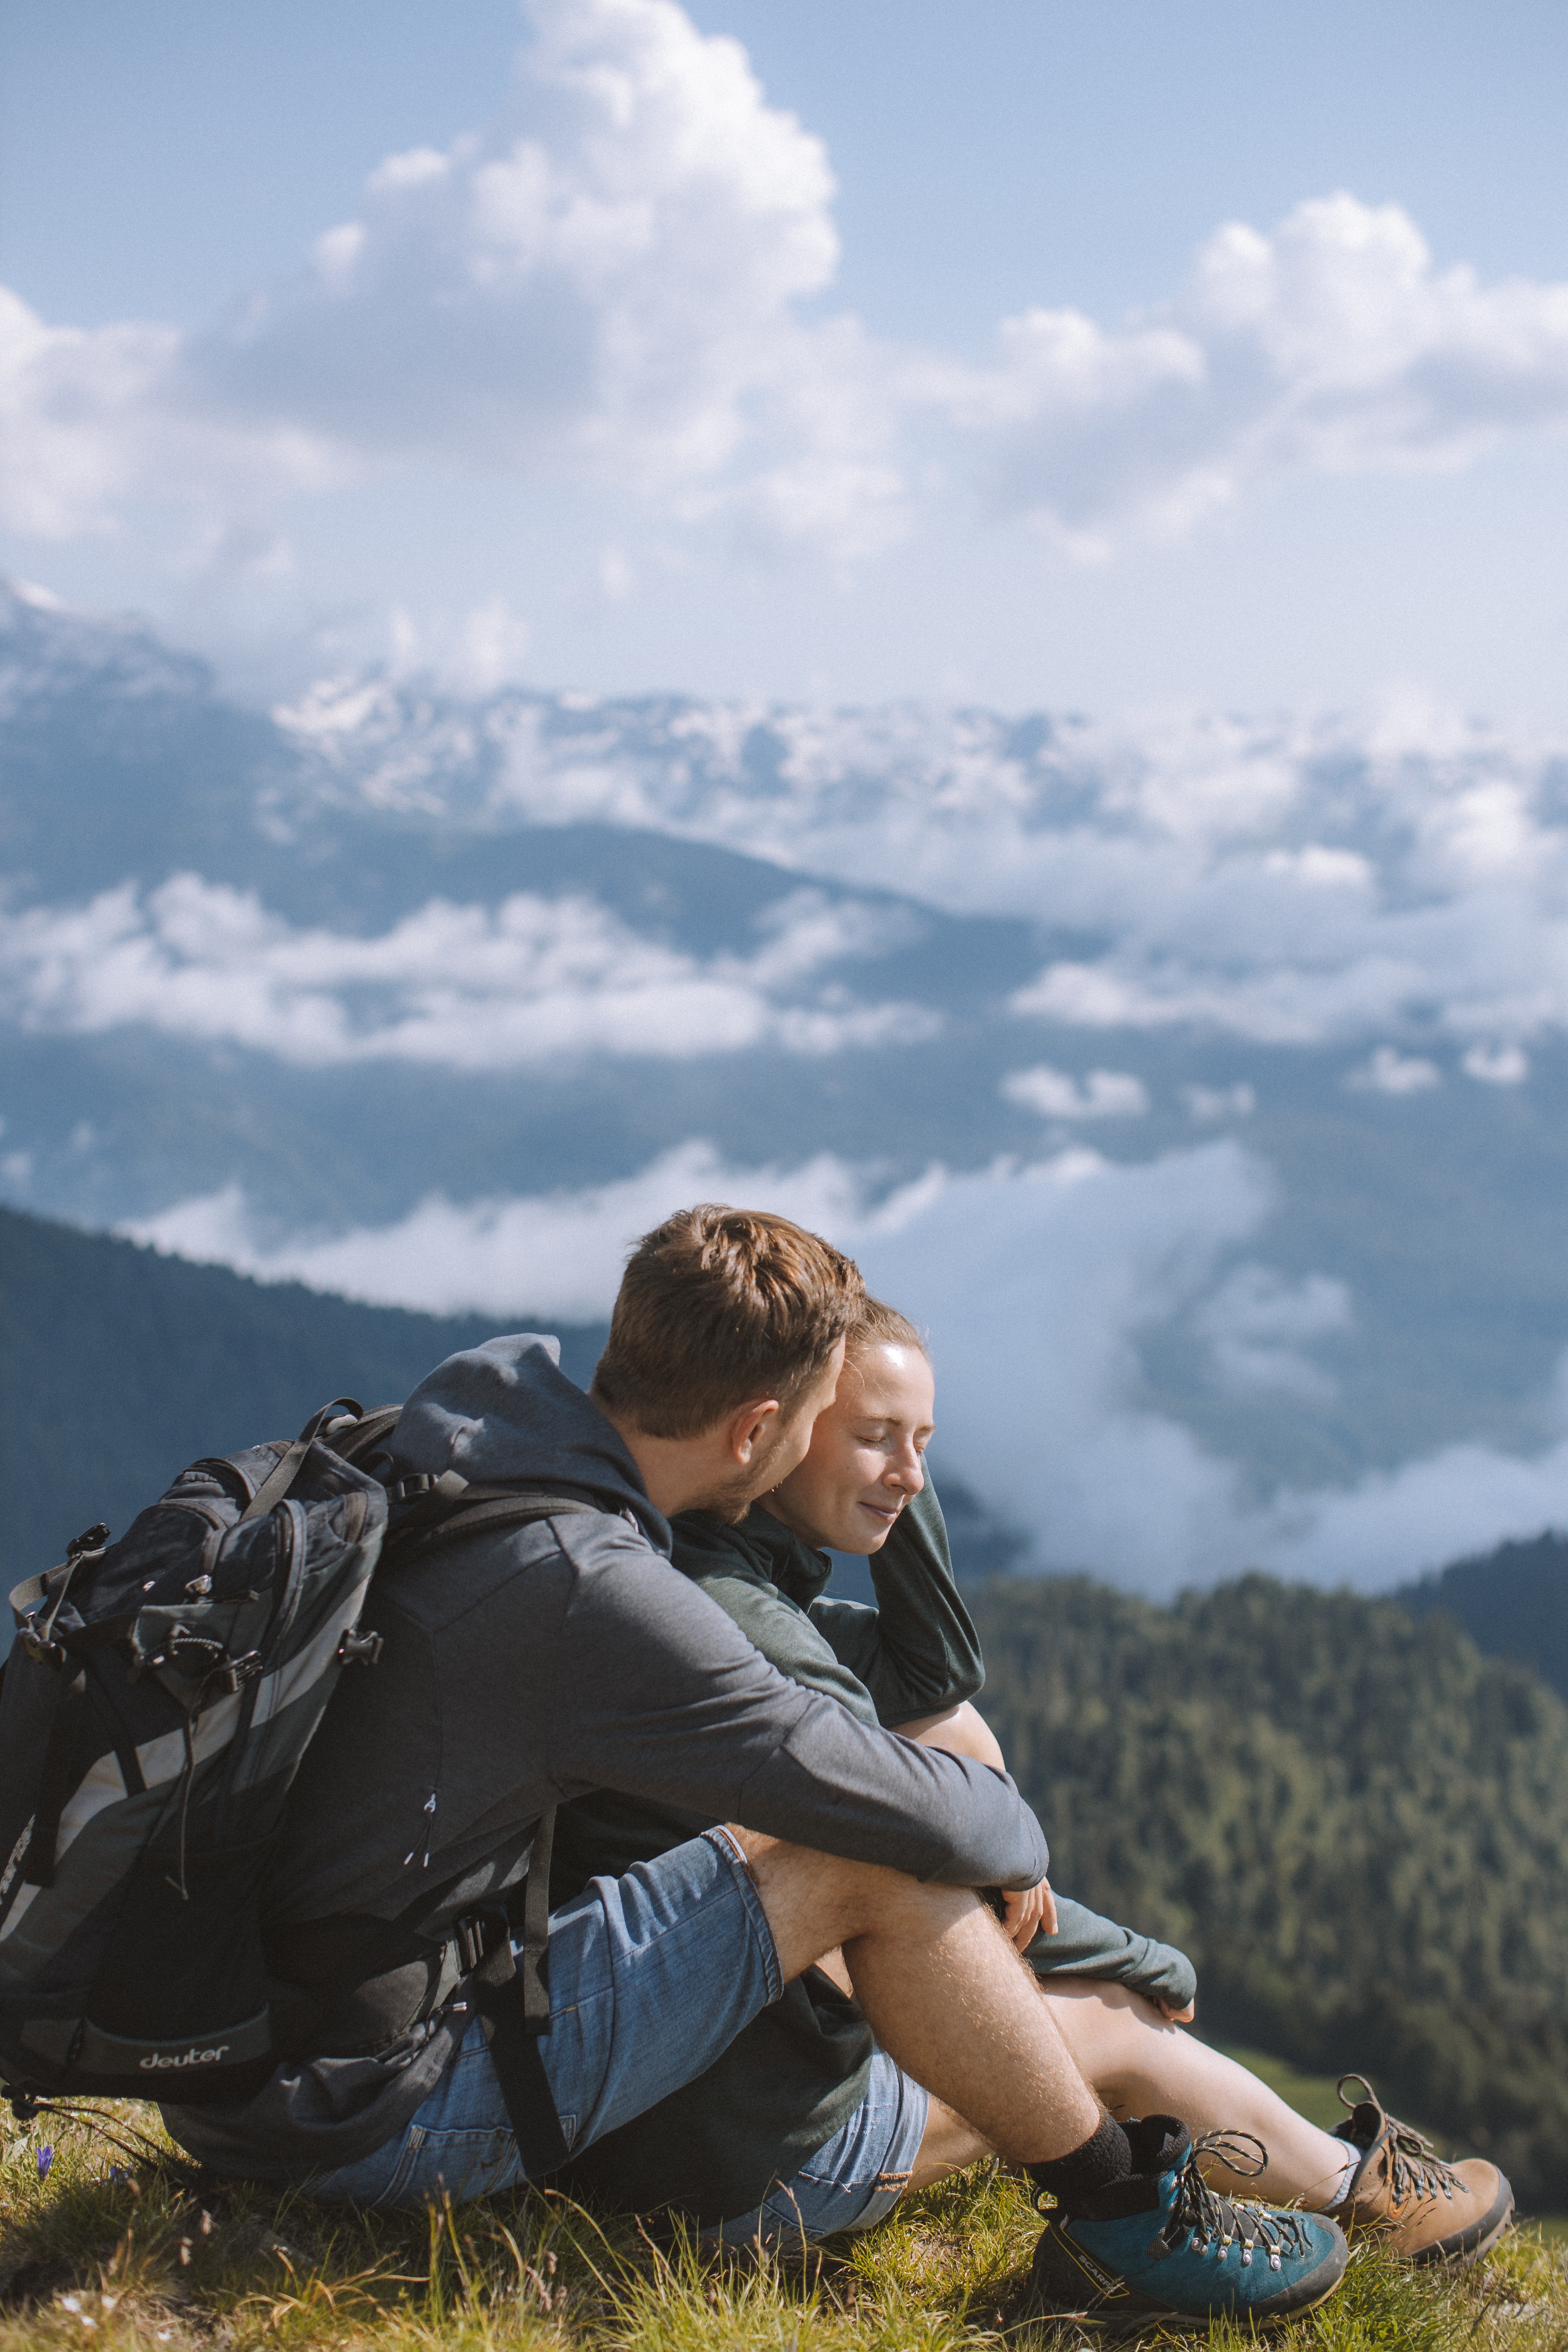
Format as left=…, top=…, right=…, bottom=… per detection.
left=163, top=1206, right=1347, bottom=2335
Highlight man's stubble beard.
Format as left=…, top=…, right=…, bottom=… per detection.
left=683, top=1468, right=770, bottom=1525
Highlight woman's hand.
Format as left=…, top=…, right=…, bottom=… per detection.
left=1002, top=1877, right=1058, bottom=1951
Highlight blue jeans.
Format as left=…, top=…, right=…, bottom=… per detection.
left=707, top=2047, right=930, bottom=2249
left=300, top=1829, right=931, bottom=2242
left=304, top=1828, right=782, bottom=2210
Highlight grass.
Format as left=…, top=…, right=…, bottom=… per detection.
left=3, top=2100, right=1568, bottom=2352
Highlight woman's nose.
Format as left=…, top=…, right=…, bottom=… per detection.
left=887, top=1446, right=925, bottom=1494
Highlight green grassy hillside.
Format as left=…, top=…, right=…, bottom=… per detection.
left=973, top=1573, right=1568, bottom=2208
left=2, top=2102, right=1565, bottom=2352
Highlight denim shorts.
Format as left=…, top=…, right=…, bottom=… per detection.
left=303, top=1828, right=783, bottom=2211
left=707, top=2047, right=930, bottom=2250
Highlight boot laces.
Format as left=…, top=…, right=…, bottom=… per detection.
left=1338, top=2076, right=1460, bottom=2206
left=1167, top=2131, right=1315, bottom=2271
left=1382, top=2114, right=1461, bottom=2204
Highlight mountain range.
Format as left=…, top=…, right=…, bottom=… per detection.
left=8, top=581, right=1568, bottom=1589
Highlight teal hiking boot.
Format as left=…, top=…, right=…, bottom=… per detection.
left=1023, top=2116, right=1348, bottom=2340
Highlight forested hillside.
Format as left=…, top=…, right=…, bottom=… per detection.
left=0, top=1208, right=606, bottom=1583
left=973, top=1573, right=1568, bottom=2207
left=1399, top=1531, right=1568, bottom=1706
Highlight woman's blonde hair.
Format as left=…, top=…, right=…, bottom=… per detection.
left=846, top=1295, right=927, bottom=1356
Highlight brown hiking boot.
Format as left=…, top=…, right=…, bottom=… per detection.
left=1332, top=2076, right=1513, bottom=2266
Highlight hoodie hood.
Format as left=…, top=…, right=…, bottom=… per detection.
left=391, top=1333, right=670, bottom=1552
left=670, top=1500, right=832, bottom=1609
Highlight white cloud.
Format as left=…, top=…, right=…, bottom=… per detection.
left=128, top=1137, right=1279, bottom=1583
left=1348, top=1045, right=1442, bottom=1095
left=10, top=0, right=1568, bottom=580
left=1183, top=1082, right=1256, bottom=1121
left=0, top=0, right=900, bottom=563
left=260, top=678, right=1568, bottom=1069
left=1195, top=1263, right=1353, bottom=1401
left=1267, top=1431, right=1568, bottom=1588
left=0, top=874, right=936, bottom=1066
left=1001, top=1063, right=1149, bottom=1120
left=120, top=1143, right=879, bottom=1320
left=121, top=1129, right=1568, bottom=1591
left=1462, top=1041, right=1529, bottom=1084
left=934, top=192, right=1568, bottom=550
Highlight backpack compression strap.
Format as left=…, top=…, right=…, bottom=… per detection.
left=380, top=1484, right=596, bottom=2174
left=381, top=1486, right=595, bottom=2024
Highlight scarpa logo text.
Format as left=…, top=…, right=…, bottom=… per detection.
left=136, top=2044, right=230, bottom=2070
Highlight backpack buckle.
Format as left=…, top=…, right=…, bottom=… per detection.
left=212, top=1650, right=264, bottom=1694
left=18, top=1615, right=65, bottom=1671
left=454, top=1908, right=507, bottom=1976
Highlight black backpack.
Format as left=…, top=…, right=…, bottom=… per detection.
left=0, top=1398, right=586, bottom=2125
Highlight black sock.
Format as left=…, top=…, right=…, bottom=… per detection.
left=1026, top=2114, right=1133, bottom=2204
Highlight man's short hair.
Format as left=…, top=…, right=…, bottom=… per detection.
left=592, top=1204, right=865, bottom=1440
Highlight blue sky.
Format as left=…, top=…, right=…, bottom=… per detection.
left=5, top=0, right=1568, bottom=713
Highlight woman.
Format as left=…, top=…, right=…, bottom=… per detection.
left=551, top=1301, right=1507, bottom=2263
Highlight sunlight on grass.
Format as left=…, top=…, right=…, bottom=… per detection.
left=4, top=2104, right=1567, bottom=2351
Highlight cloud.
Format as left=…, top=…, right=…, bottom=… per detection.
left=10, top=2, right=1568, bottom=576
left=931, top=192, right=1568, bottom=550
left=1267, top=1422, right=1568, bottom=1588
left=1001, top=1063, right=1149, bottom=1119
left=0, top=0, right=901, bottom=562
left=1463, top=1041, right=1529, bottom=1085
left=120, top=1140, right=922, bottom=1322
left=1348, top=1045, right=1442, bottom=1095
left=294, top=682, right=1568, bottom=1068
left=123, top=1128, right=1568, bottom=1590
left=121, top=1135, right=1280, bottom=1582
left=0, top=874, right=937, bottom=1066
left=1183, top=1082, right=1256, bottom=1121
left=1194, top=1263, right=1353, bottom=1401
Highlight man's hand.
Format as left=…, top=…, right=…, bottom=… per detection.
left=1002, top=1877, right=1057, bottom=1951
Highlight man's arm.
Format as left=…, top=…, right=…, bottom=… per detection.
left=806, top=1475, right=985, bottom=1726
left=548, top=1532, right=1049, bottom=1890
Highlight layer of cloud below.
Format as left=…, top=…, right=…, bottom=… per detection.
left=120, top=1136, right=1568, bottom=1595
left=0, top=874, right=932, bottom=1065
left=276, top=677, right=1568, bottom=1069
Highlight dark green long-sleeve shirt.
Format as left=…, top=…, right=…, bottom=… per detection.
left=549, top=1476, right=1194, bottom=2224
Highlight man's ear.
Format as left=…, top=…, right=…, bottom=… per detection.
left=724, top=1396, right=783, bottom=1467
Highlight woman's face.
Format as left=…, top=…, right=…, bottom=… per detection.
left=764, top=1340, right=935, bottom=1555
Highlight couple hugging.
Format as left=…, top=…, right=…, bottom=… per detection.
left=164, top=1205, right=1511, bottom=2335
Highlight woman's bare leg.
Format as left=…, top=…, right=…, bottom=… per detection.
left=1037, top=1980, right=1348, bottom=2205
left=903, top=1977, right=1350, bottom=2208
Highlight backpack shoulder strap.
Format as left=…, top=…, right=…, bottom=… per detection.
left=382, top=1485, right=598, bottom=1565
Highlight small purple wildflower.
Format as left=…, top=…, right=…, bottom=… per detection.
left=37, top=2145, right=53, bottom=2180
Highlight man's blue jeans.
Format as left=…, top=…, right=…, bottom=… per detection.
left=302, top=1828, right=781, bottom=2208
left=298, top=1826, right=929, bottom=2241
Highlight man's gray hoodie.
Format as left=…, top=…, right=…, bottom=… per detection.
left=165, top=1335, right=1048, bottom=2175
